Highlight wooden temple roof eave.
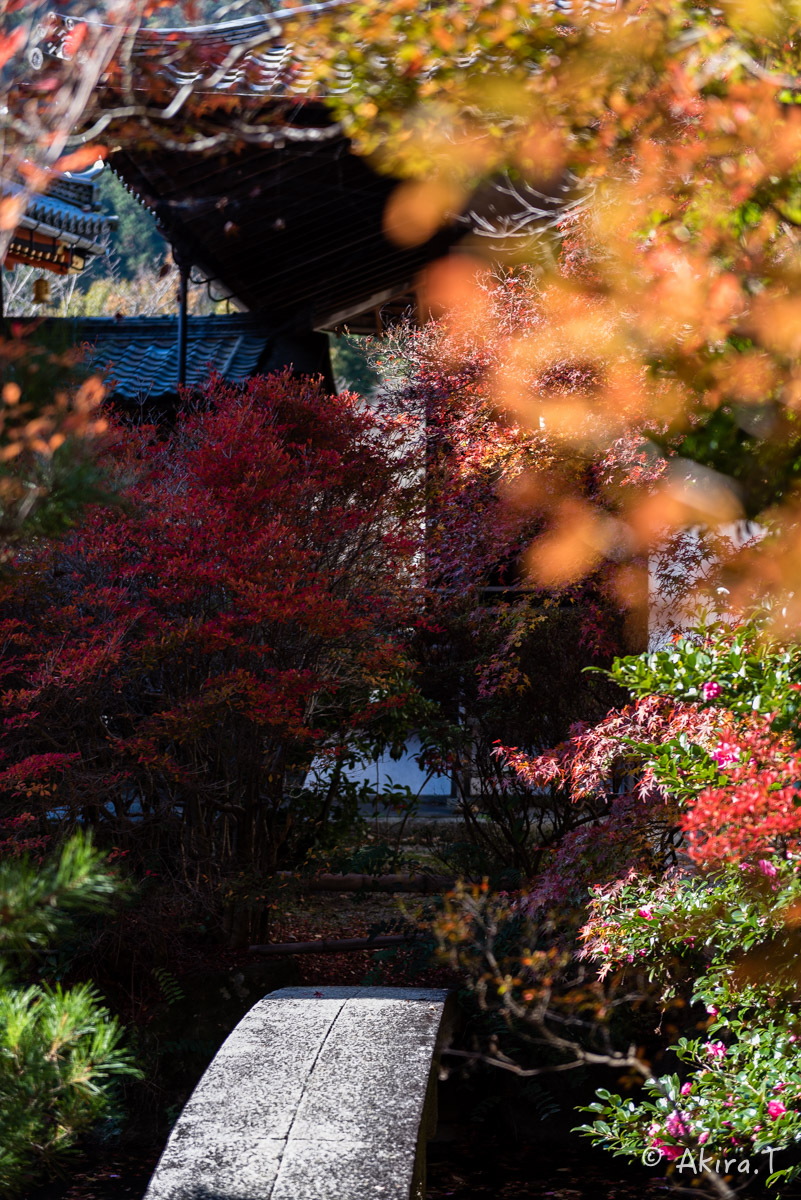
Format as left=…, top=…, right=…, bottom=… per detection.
left=107, top=147, right=248, bottom=305
left=317, top=284, right=418, bottom=333
left=79, top=38, right=590, bottom=323
left=1, top=168, right=115, bottom=275
left=15, top=213, right=109, bottom=258
left=102, top=159, right=245, bottom=311
left=105, top=117, right=464, bottom=326
left=33, top=9, right=598, bottom=328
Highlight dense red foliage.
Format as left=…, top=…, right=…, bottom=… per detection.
left=499, top=696, right=728, bottom=910
left=385, top=274, right=640, bottom=661
left=682, top=718, right=801, bottom=866
left=0, top=372, right=420, bottom=882
left=502, top=695, right=724, bottom=801
left=364, top=285, right=637, bottom=876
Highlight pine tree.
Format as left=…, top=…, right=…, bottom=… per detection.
left=0, top=832, right=140, bottom=1196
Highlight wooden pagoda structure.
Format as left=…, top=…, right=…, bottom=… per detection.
left=0, top=165, right=116, bottom=313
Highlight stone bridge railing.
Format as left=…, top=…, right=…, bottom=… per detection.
left=144, top=985, right=451, bottom=1200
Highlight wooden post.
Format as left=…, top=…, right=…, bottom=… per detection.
left=177, top=261, right=189, bottom=389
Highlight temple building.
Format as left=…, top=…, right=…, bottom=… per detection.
left=1, top=164, right=116, bottom=304
left=14, top=7, right=568, bottom=408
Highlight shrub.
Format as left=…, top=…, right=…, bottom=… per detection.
left=0, top=832, right=138, bottom=1196
left=579, top=860, right=801, bottom=1189
left=436, top=614, right=801, bottom=1194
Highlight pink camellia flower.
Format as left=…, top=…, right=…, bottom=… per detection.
left=666, top=1111, right=690, bottom=1137
left=757, top=859, right=778, bottom=877
left=698, top=1131, right=710, bottom=1145
left=704, top=1041, right=727, bottom=1059
left=681, top=1082, right=693, bottom=1096
left=707, top=1005, right=719, bottom=1017
left=702, top=681, right=722, bottom=700
left=637, top=906, right=654, bottom=920
left=774, top=1082, right=788, bottom=1093
left=653, top=1140, right=681, bottom=1161
left=768, top=1100, right=787, bottom=1120
left=712, top=741, right=741, bottom=769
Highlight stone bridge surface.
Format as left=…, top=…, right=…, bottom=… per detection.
left=143, top=985, right=451, bottom=1200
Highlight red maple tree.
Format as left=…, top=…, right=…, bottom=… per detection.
left=0, top=371, right=420, bottom=895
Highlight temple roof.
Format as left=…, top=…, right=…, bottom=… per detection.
left=26, top=10, right=587, bottom=322
left=37, top=312, right=334, bottom=405
left=39, top=6, right=344, bottom=116
left=3, top=167, right=116, bottom=275
left=31, top=8, right=451, bottom=323
left=66, top=313, right=274, bottom=403
left=108, top=135, right=454, bottom=330
left=39, top=3, right=618, bottom=114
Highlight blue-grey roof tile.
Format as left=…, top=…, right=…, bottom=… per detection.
left=57, top=314, right=273, bottom=401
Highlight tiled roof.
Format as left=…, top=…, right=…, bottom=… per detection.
left=41, top=3, right=619, bottom=107
left=21, top=192, right=111, bottom=248
left=41, top=7, right=342, bottom=105
left=64, top=314, right=273, bottom=402
left=35, top=8, right=616, bottom=321
left=2, top=173, right=114, bottom=261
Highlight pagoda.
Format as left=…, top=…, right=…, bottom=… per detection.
left=1, top=164, right=115, bottom=300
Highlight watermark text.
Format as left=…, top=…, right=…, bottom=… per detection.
left=643, top=1144, right=778, bottom=1177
